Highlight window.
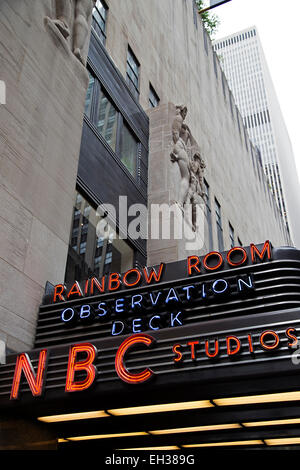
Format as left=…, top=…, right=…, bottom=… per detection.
left=204, top=180, right=213, bottom=251
left=149, top=84, right=160, bottom=108
left=84, top=73, right=95, bottom=118
left=92, top=0, right=108, bottom=45
left=229, top=223, right=235, bottom=248
left=215, top=198, right=224, bottom=251
left=192, top=0, right=198, bottom=28
left=84, top=70, right=141, bottom=180
left=126, top=47, right=140, bottom=101
left=120, top=124, right=138, bottom=177
left=65, top=191, right=134, bottom=283
left=96, top=90, right=118, bottom=151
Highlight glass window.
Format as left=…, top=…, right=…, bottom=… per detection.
left=149, top=84, right=160, bottom=108
left=84, top=73, right=95, bottom=118
left=204, top=179, right=213, bottom=251
left=215, top=198, right=224, bottom=251
left=96, top=90, right=118, bottom=151
left=65, top=191, right=134, bottom=283
left=83, top=72, right=142, bottom=181
left=126, top=47, right=140, bottom=100
left=229, top=223, right=235, bottom=248
left=92, top=0, right=107, bottom=45
left=120, top=124, right=138, bottom=176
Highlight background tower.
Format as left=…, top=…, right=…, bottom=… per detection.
left=213, top=26, right=300, bottom=247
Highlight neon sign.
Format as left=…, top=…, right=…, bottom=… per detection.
left=52, top=241, right=271, bottom=301
left=59, top=273, right=255, bottom=336
left=53, top=241, right=272, bottom=337
left=172, top=328, right=298, bottom=361
left=9, top=325, right=298, bottom=400
left=10, top=334, right=155, bottom=399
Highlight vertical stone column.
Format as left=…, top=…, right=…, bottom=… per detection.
left=0, top=0, right=94, bottom=351
left=147, top=103, right=208, bottom=266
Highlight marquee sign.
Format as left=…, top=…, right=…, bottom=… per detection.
left=7, top=324, right=299, bottom=400
left=52, top=242, right=270, bottom=301
left=35, top=241, right=271, bottom=344
left=1, top=240, right=300, bottom=407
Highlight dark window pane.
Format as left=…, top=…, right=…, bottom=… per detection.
left=215, top=198, right=224, bottom=251
left=92, top=0, right=107, bottom=45
left=204, top=179, right=213, bottom=251
left=126, top=47, right=140, bottom=100
left=149, top=84, right=160, bottom=108
left=229, top=223, right=234, bottom=248
left=96, top=91, right=118, bottom=151
left=84, top=74, right=95, bottom=118
left=65, top=192, right=134, bottom=283
left=120, top=124, right=138, bottom=176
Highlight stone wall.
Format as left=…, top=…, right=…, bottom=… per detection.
left=0, top=0, right=93, bottom=351
left=104, top=0, right=289, bottom=263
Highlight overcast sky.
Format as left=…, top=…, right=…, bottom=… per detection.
left=211, top=0, right=300, bottom=182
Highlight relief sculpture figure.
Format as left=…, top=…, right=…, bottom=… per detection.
left=170, top=105, right=206, bottom=231
left=188, top=152, right=206, bottom=231
left=170, top=106, right=192, bottom=208
left=47, top=0, right=95, bottom=64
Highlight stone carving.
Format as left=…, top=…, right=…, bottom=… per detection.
left=170, top=105, right=206, bottom=231
left=46, top=0, right=95, bottom=64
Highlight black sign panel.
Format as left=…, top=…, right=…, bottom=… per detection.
left=1, top=243, right=300, bottom=415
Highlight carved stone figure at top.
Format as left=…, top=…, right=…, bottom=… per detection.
left=47, top=0, right=95, bottom=64
left=187, top=152, right=206, bottom=231
left=170, top=105, right=193, bottom=208
left=170, top=105, right=206, bottom=231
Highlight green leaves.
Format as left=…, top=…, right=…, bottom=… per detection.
left=195, top=0, right=220, bottom=37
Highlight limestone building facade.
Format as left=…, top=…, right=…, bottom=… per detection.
left=98, top=0, right=289, bottom=263
left=0, top=0, right=291, bottom=353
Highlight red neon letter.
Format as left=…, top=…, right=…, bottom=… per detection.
left=226, top=336, right=241, bottom=356
left=10, top=349, right=48, bottom=400
left=187, top=341, right=199, bottom=360
left=123, top=269, right=142, bottom=287
left=286, top=328, right=298, bottom=348
left=67, top=281, right=83, bottom=299
left=108, top=273, right=121, bottom=291
left=248, top=334, right=254, bottom=353
left=250, top=240, right=272, bottom=263
left=203, top=252, right=223, bottom=271
left=53, top=284, right=66, bottom=302
left=173, top=344, right=183, bottom=362
left=205, top=339, right=219, bottom=358
left=65, top=343, right=97, bottom=392
left=187, top=256, right=201, bottom=275
left=143, top=264, right=164, bottom=284
left=259, top=331, right=279, bottom=350
left=115, top=334, right=155, bottom=384
left=227, top=247, right=248, bottom=267
left=90, top=276, right=105, bottom=295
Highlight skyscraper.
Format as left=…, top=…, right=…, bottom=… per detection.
left=213, top=26, right=300, bottom=247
